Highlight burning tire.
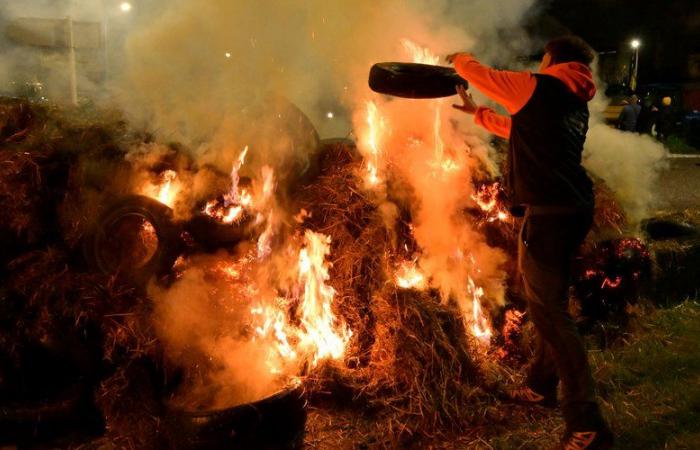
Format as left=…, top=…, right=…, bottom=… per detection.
left=162, top=386, right=306, bottom=450
left=369, top=62, right=468, bottom=99
left=184, top=212, right=255, bottom=251
left=83, top=195, right=183, bottom=286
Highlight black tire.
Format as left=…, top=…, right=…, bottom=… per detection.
left=369, top=62, right=468, bottom=99
left=184, top=213, right=255, bottom=251
left=642, top=218, right=698, bottom=240
left=83, top=195, right=183, bottom=286
left=163, top=386, right=306, bottom=450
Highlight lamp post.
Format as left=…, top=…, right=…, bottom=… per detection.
left=630, top=38, right=641, bottom=91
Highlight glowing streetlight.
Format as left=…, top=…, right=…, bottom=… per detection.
left=326, top=111, right=334, bottom=119
left=629, top=38, right=641, bottom=90
left=225, top=52, right=231, bottom=58
left=120, top=2, right=132, bottom=13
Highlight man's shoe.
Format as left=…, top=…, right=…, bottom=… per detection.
left=552, top=428, right=614, bottom=450
left=499, top=386, right=557, bottom=408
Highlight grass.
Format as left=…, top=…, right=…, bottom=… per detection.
left=665, top=135, right=700, bottom=154
left=592, top=301, right=700, bottom=449
left=306, top=300, right=700, bottom=449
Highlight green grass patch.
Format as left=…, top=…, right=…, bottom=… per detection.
left=665, top=135, right=700, bottom=154
left=592, top=301, right=700, bottom=449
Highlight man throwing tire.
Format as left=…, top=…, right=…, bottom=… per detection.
left=447, top=36, right=613, bottom=450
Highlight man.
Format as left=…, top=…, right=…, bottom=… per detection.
left=618, top=94, right=641, bottom=131
left=657, top=96, right=674, bottom=140
left=636, top=97, right=659, bottom=134
left=446, top=36, right=613, bottom=450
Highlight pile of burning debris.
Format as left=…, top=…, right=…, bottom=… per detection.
left=0, top=55, right=661, bottom=449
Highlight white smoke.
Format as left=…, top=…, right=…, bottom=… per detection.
left=584, top=74, right=668, bottom=224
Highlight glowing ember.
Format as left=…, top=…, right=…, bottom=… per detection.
left=471, top=182, right=509, bottom=222
left=395, top=260, right=426, bottom=289
left=601, top=276, right=622, bottom=289
left=204, top=201, right=244, bottom=224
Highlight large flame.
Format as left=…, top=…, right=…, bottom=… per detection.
left=143, top=169, right=180, bottom=208
left=363, top=100, right=386, bottom=187
left=250, top=230, right=352, bottom=375
left=402, top=39, right=460, bottom=172
left=296, top=230, right=353, bottom=366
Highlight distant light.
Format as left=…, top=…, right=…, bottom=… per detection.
left=225, top=52, right=231, bottom=58
left=120, top=2, right=132, bottom=12
left=630, top=39, right=641, bottom=49
left=326, top=111, right=334, bottom=119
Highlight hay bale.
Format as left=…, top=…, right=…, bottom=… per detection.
left=648, top=238, right=700, bottom=304
left=298, top=141, right=486, bottom=440
left=361, top=288, right=481, bottom=427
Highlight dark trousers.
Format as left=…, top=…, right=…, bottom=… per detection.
left=518, top=210, right=605, bottom=431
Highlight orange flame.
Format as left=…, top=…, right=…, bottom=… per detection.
left=364, top=100, right=385, bottom=186
left=296, top=230, right=352, bottom=366
left=249, top=231, right=351, bottom=374
left=471, top=182, right=509, bottom=222
left=143, top=169, right=179, bottom=208
left=395, top=260, right=426, bottom=290
left=402, top=39, right=460, bottom=172
left=401, top=38, right=439, bottom=65
left=203, top=146, right=255, bottom=223
left=467, top=277, right=492, bottom=343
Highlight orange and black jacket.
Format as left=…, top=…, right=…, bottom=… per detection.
left=454, top=55, right=596, bottom=214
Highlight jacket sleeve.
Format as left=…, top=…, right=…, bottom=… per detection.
left=454, top=54, right=536, bottom=115
left=474, top=106, right=511, bottom=139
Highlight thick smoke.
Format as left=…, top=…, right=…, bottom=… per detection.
left=112, top=0, right=539, bottom=405
left=583, top=88, right=667, bottom=224
left=10, top=0, right=668, bottom=408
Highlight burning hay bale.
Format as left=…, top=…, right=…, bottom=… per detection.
left=296, top=140, right=492, bottom=440
left=352, top=288, right=482, bottom=428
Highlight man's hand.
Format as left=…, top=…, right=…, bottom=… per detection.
left=445, top=52, right=473, bottom=64
left=452, top=85, right=478, bottom=114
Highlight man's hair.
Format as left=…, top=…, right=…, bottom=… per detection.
left=545, top=36, right=595, bottom=66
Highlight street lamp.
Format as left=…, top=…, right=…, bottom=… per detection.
left=104, top=2, right=133, bottom=82
left=630, top=38, right=641, bottom=91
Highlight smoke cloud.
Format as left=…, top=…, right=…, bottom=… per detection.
left=7, top=0, right=667, bottom=408
left=583, top=89, right=668, bottom=224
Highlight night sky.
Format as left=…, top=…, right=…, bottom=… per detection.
left=544, top=0, right=700, bottom=83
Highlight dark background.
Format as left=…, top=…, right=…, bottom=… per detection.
left=543, top=0, right=700, bottom=84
